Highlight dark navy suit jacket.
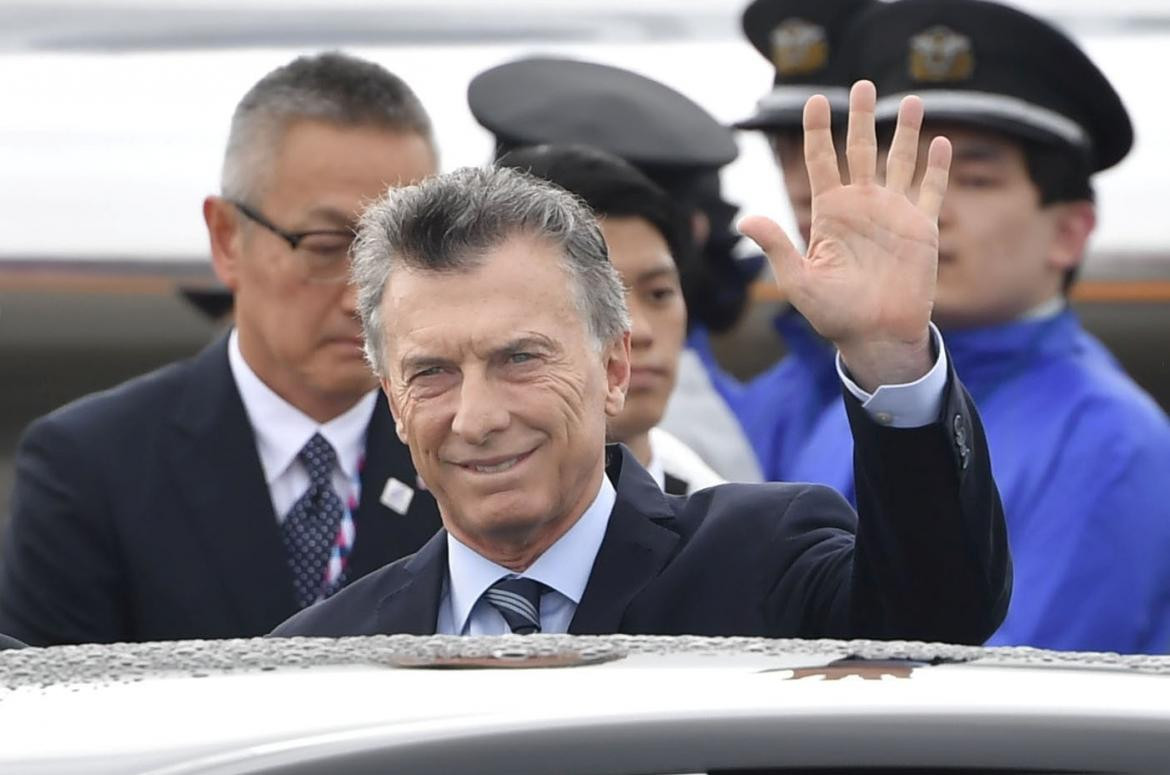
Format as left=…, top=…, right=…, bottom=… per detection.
left=275, top=366, right=1011, bottom=644
left=0, top=335, right=442, bottom=646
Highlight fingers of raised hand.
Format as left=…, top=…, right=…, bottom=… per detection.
left=884, top=95, right=925, bottom=196
left=846, top=80, right=878, bottom=186
left=916, top=135, right=953, bottom=222
left=802, top=94, right=841, bottom=198
left=738, top=214, right=802, bottom=289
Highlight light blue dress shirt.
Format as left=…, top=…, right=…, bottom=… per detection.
left=837, top=324, right=948, bottom=428
left=436, top=476, right=617, bottom=635
left=436, top=328, right=948, bottom=635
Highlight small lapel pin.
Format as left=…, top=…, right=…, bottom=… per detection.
left=380, top=477, right=415, bottom=515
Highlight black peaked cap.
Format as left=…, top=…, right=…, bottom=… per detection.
left=847, top=0, right=1132, bottom=171
left=736, top=0, right=878, bottom=130
left=468, top=56, right=738, bottom=175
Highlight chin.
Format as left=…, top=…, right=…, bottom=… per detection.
left=325, top=368, right=379, bottom=396
left=612, top=405, right=663, bottom=443
left=930, top=287, right=967, bottom=322
left=455, top=494, right=553, bottom=541
left=932, top=304, right=993, bottom=330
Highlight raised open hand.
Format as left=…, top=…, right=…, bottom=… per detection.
left=740, top=81, right=951, bottom=391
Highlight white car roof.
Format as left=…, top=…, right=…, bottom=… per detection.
left=3, top=635, right=1170, bottom=774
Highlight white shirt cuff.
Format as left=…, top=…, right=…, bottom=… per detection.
left=836, top=324, right=948, bottom=429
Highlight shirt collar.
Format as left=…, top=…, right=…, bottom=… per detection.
left=445, top=473, right=617, bottom=635
left=227, top=328, right=377, bottom=484
left=644, top=451, right=665, bottom=490
left=1021, top=296, right=1066, bottom=321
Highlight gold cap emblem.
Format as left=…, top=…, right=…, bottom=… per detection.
left=771, top=19, right=828, bottom=77
left=909, top=26, right=975, bottom=82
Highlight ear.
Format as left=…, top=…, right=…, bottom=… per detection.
left=380, top=377, right=409, bottom=444
left=1046, top=201, right=1096, bottom=273
left=602, top=332, right=632, bottom=420
left=203, top=196, right=244, bottom=290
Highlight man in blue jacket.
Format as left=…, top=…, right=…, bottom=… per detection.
left=735, top=0, right=1170, bottom=653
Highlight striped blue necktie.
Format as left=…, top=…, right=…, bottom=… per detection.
left=483, top=577, right=547, bottom=634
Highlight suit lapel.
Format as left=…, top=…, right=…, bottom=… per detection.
left=165, top=336, right=296, bottom=633
left=346, top=396, right=442, bottom=580
left=374, top=529, right=447, bottom=635
left=570, top=446, right=680, bottom=634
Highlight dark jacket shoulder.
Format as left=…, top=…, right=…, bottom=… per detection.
left=271, top=544, right=435, bottom=638
left=22, top=339, right=215, bottom=450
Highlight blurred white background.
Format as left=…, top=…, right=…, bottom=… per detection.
left=0, top=0, right=1166, bottom=269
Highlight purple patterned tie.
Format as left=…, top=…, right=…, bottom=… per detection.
left=281, top=433, right=346, bottom=609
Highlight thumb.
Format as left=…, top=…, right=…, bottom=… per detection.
left=737, top=214, right=802, bottom=288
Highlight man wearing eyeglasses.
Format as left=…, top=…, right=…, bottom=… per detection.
left=0, top=52, right=443, bottom=646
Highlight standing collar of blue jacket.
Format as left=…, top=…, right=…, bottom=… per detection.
left=941, top=308, right=1083, bottom=397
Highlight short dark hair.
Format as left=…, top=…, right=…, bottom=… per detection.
left=1021, top=139, right=1095, bottom=207
left=1019, top=138, right=1095, bottom=292
left=497, top=144, right=693, bottom=269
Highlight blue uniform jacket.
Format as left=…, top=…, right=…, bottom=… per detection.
left=717, top=309, right=1170, bottom=654
left=690, top=312, right=840, bottom=483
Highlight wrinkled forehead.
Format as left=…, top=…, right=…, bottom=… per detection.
left=381, top=242, right=590, bottom=357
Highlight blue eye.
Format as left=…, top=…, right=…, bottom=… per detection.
left=509, top=352, right=534, bottom=364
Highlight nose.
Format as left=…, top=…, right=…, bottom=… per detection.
left=340, top=280, right=359, bottom=317
left=628, top=298, right=653, bottom=351
left=450, top=370, right=510, bottom=445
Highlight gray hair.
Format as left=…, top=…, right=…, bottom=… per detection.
left=352, top=165, right=631, bottom=378
left=220, top=51, right=436, bottom=201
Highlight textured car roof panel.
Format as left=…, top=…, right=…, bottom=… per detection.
left=4, top=636, right=1170, bottom=774
left=5, top=634, right=1170, bottom=689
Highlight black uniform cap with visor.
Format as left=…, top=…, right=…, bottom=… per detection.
left=468, top=56, right=739, bottom=178
left=468, top=56, right=758, bottom=334
left=846, top=0, right=1133, bottom=173
left=735, top=0, right=879, bottom=132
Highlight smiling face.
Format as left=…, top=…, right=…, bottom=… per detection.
left=207, top=119, right=437, bottom=421
left=379, top=234, right=630, bottom=565
left=600, top=216, right=686, bottom=445
left=886, top=124, right=1093, bottom=328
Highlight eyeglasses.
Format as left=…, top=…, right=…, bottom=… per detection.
left=230, top=200, right=355, bottom=282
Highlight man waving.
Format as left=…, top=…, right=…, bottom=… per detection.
left=274, top=83, right=1009, bottom=643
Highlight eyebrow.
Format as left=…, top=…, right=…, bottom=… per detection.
left=633, top=266, right=680, bottom=284
left=398, top=334, right=559, bottom=374
left=495, top=334, right=558, bottom=356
